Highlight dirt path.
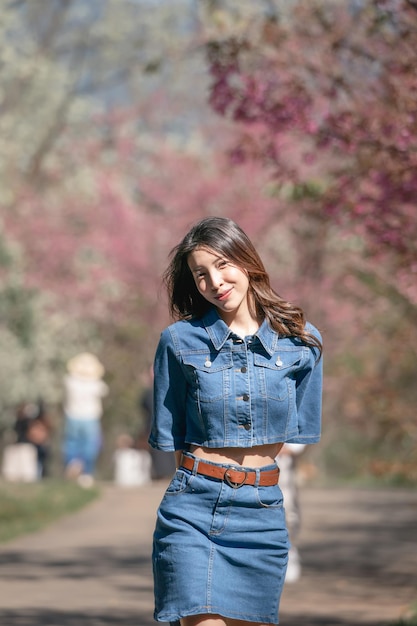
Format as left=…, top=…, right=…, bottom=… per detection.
left=0, top=483, right=416, bottom=626
left=280, top=487, right=417, bottom=625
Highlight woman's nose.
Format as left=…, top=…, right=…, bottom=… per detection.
left=210, top=270, right=223, bottom=289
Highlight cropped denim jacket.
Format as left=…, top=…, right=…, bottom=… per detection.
left=149, top=307, right=322, bottom=451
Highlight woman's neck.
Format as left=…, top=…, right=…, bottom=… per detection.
left=229, top=318, right=261, bottom=338
left=219, top=309, right=263, bottom=338
left=216, top=294, right=263, bottom=338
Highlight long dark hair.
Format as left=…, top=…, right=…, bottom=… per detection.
left=164, top=217, right=322, bottom=355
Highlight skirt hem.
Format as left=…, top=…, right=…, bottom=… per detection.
left=154, top=607, right=279, bottom=624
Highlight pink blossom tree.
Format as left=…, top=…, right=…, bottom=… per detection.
left=205, top=0, right=417, bottom=309
left=202, top=0, right=417, bottom=480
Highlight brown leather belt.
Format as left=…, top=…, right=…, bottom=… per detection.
left=180, top=455, right=280, bottom=488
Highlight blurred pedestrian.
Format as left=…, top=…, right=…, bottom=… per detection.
left=149, top=216, right=323, bottom=626
left=14, top=402, right=37, bottom=444
left=277, top=442, right=306, bottom=583
left=63, top=352, right=108, bottom=487
left=14, top=400, right=53, bottom=479
left=26, top=399, right=53, bottom=478
left=113, top=433, right=152, bottom=487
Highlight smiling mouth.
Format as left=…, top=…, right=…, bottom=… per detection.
left=215, top=288, right=233, bottom=301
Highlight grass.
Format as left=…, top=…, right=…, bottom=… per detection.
left=0, top=479, right=100, bottom=544
left=389, top=602, right=417, bottom=626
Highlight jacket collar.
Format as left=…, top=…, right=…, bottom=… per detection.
left=202, top=308, right=278, bottom=355
left=256, top=318, right=279, bottom=355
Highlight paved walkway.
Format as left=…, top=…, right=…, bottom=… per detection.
left=0, top=482, right=416, bottom=626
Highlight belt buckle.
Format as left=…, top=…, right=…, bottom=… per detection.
left=224, top=468, right=247, bottom=489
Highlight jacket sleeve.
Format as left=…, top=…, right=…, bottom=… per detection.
left=286, top=326, right=323, bottom=444
left=148, top=327, right=187, bottom=451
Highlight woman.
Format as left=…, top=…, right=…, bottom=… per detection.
left=149, top=217, right=323, bottom=626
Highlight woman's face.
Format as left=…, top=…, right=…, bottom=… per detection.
left=187, top=247, right=251, bottom=321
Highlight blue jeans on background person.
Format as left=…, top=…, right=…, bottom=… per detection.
left=63, top=416, right=102, bottom=476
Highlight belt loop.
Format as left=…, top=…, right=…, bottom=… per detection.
left=254, top=468, right=261, bottom=488
left=192, top=456, right=199, bottom=476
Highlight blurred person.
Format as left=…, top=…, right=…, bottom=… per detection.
left=6, top=402, right=39, bottom=482
left=14, top=402, right=36, bottom=443
left=149, top=217, right=323, bottom=626
left=277, top=443, right=306, bottom=583
left=14, top=400, right=53, bottom=479
left=113, top=433, right=152, bottom=487
left=14, top=401, right=37, bottom=443
left=26, top=399, right=53, bottom=478
left=63, top=352, right=108, bottom=488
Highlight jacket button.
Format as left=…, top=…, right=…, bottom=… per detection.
left=241, top=366, right=247, bottom=373
left=242, top=394, right=249, bottom=401
left=243, top=423, right=251, bottom=430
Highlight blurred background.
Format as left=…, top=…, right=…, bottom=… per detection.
left=0, top=0, right=416, bottom=485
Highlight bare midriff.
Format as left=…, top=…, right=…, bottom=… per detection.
left=187, top=443, right=284, bottom=468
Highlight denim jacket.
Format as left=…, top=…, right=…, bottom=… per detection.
left=149, top=307, right=322, bottom=451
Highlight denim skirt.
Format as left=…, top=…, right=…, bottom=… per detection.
left=152, top=453, right=289, bottom=624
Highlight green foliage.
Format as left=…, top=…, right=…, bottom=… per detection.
left=0, top=231, right=13, bottom=268
left=0, top=285, right=36, bottom=348
left=321, top=436, right=417, bottom=488
left=0, top=480, right=99, bottom=544
left=0, top=289, right=104, bottom=428
left=0, top=0, right=207, bottom=427
left=389, top=609, right=417, bottom=626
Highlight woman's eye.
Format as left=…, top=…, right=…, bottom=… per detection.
left=218, top=260, right=228, bottom=268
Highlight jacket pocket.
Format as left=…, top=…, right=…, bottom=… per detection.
left=183, top=351, right=233, bottom=402
left=254, top=349, right=303, bottom=401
